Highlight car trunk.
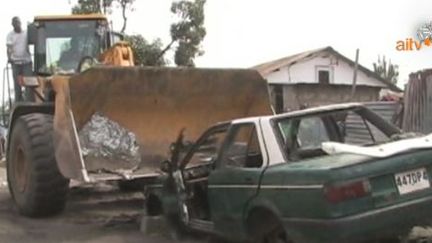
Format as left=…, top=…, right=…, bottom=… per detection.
left=281, top=149, right=432, bottom=218
left=325, top=150, right=432, bottom=218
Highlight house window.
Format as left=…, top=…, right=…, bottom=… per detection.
left=318, top=70, right=329, bottom=84
left=316, top=66, right=332, bottom=84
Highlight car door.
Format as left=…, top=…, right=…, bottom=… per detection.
left=207, top=122, right=267, bottom=237
left=171, top=124, right=230, bottom=224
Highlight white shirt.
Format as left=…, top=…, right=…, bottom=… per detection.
left=6, top=30, right=31, bottom=63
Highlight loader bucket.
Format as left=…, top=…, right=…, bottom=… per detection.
left=52, top=67, right=272, bottom=182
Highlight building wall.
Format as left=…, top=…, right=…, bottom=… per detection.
left=273, top=84, right=380, bottom=111
left=265, top=54, right=385, bottom=88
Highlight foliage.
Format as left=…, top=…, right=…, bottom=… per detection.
left=72, top=0, right=154, bottom=65
left=125, top=35, right=166, bottom=66
left=116, top=0, right=135, bottom=33
left=170, top=0, right=206, bottom=66
left=72, top=0, right=114, bottom=14
left=72, top=0, right=134, bottom=32
left=71, top=0, right=207, bottom=66
left=373, top=55, right=399, bottom=84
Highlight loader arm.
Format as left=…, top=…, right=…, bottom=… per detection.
left=99, top=41, right=134, bottom=67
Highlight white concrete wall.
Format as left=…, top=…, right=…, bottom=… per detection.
left=266, top=66, right=290, bottom=84
left=334, top=60, right=384, bottom=87
left=265, top=54, right=386, bottom=88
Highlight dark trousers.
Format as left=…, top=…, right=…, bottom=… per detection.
left=11, top=62, right=33, bottom=102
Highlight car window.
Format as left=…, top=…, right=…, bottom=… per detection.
left=275, top=107, right=395, bottom=161
left=277, top=116, right=333, bottom=161
left=297, top=117, right=330, bottom=149
left=278, top=117, right=330, bottom=150
left=245, top=129, right=264, bottom=168
left=220, top=124, right=263, bottom=168
left=366, top=121, right=389, bottom=143
left=186, top=129, right=228, bottom=169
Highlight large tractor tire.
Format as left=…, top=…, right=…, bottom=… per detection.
left=7, top=113, right=70, bottom=217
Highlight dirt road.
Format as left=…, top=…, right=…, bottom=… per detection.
left=0, top=166, right=203, bottom=243
left=1, top=164, right=432, bottom=243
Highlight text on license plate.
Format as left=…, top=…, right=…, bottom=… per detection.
left=394, top=168, right=430, bottom=195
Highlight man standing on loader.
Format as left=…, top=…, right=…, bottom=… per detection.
left=6, top=16, right=33, bottom=102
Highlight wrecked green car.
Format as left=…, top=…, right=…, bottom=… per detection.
left=145, top=103, right=432, bottom=243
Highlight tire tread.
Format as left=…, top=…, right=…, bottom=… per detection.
left=7, top=113, right=69, bottom=217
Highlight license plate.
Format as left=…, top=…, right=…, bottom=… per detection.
left=394, top=168, right=430, bottom=195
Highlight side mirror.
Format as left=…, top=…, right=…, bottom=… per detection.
left=27, top=23, right=37, bottom=45
left=160, top=160, right=172, bottom=173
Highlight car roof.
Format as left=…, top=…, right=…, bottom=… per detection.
left=229, top=102, right=365, bottom=124
left=272, top=102, right=365, bottom=119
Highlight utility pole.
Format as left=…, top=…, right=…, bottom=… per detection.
left=350, top=48, right=360, bottom=101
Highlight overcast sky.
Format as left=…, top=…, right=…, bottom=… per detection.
left=1, top=0, right=431, bottom=88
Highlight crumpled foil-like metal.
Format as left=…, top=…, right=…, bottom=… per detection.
left=78, top=113, right=141, bottom=164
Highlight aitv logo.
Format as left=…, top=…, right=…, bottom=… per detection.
left=397, top=21, right=432, bottom=51
left=396, top=37, right=431, bottom=51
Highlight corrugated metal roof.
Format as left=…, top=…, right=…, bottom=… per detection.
left=345, top=101, right=399, bottom=144
left=253, top=47, right=328, bottom=75
left=363, top=101, right=399, bottom=124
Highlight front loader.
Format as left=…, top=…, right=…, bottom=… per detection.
left=5, top=14, right=272, bottom=217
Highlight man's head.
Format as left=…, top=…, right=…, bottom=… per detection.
left=12, top=16, right=21, bottom=33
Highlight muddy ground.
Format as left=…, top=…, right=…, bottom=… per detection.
left=0, top=166, right=205, bottom=243
left=0, top=164, right=432, bottom=243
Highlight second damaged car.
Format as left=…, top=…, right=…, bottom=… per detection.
left=145, top=103, right=432, bottom=243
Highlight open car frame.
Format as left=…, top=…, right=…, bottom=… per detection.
left=145, top=103, right=432, bottom=243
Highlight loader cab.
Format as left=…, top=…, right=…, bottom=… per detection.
left=28, top=14, right=113, bottom=75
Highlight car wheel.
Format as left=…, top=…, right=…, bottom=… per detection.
left=248, top=209, right=293, bottom=243
left=260, top=224, right=292, bottom=243
left=7, top=113, right=70, bottom=217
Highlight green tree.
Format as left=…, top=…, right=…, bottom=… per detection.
left=70, top=0, right=207, bottom=66
left=72, top=0, right=162, bottom=66
left=125, top=35, right=166, bottom=66
left=373, top=55, right=399, bottom=84
left=166, top=0, right=207, bottom=67
left=117, top=0, right=135, bottom=33
left=72, top=0, right=113, bottom=14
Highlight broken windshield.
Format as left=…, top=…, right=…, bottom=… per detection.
left=274, top=107, right=400, bottom=160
